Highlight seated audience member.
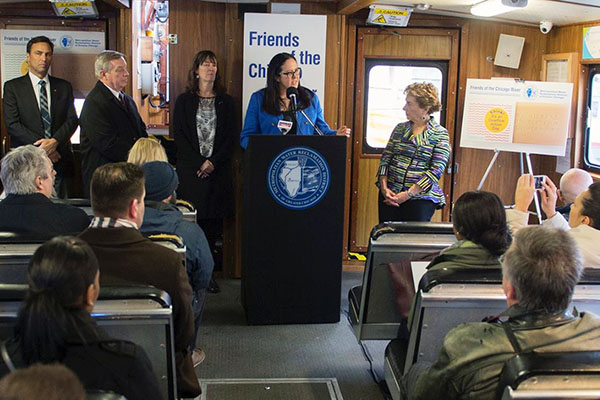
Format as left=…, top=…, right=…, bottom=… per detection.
left=507, top=174, right=600, bottom=268
left=402, top=225, right=600, bottom=399
left=0, top=364, right=86, bottom=400
left=139, top=161, right=214, bottom=367
left=78, top=162, right=201, bottom=398
left=0, top=236, right=161, bottom=400
left=0, top=145, right=89, bottom=234
left=557, top=168, right=593, bottom=221
left=427, top=190, right=511, bottom=271
left=127, top=137, right=169, bottom=165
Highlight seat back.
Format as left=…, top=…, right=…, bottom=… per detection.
left=0, top=285, right=177, bottom=400
left=349, top=222, right=456, bottom=341
left=87, top=391, right=128, bottom=400
left=145, top=233, right=186, bottom=267
left=0, top=233, right=53, bottom=284
left=404, top=268, right=600, bottom=374
left=53, top=198, right=94, bottom=217
left=499, top=352, right=600, bottom=400
left=175, top=199, right=197, bottom=223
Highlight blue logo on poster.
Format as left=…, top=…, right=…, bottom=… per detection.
left=60, top=35, right=73, bottom=49
left=526, top=86, right=537, bottom=99
left=267, top=146, right=330, bottom=210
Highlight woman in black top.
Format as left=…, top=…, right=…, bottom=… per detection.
left=0, top=236, right=162, bottom=400
left=173, top=50, right=235, bottom=277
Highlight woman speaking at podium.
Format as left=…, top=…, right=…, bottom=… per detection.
left=377, top=82, right=450, bottom=223
left=240, top=52, right=350, bottom=149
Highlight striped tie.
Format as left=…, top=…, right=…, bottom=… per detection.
left=39, top=80, right=52, bottom=138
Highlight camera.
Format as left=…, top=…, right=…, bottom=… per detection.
left=540, top=21, right=553, bottom=34
left=534, top=175, right=546, bottom=189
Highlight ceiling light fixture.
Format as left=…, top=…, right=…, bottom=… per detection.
left=471, top=0, right=527, bottom=17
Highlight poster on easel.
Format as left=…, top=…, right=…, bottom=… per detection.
left=460, top=79, right=573, bottom=156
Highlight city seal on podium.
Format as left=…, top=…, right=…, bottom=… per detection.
left=267, top=146, right=331, bottom=210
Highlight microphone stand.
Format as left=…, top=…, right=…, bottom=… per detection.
left=298, top=109, right=324, bottom=136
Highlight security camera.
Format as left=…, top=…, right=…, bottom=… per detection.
left=540, top=21, right=553, bottom=34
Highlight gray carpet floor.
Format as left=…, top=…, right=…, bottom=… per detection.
left=194, top=271, right=388, bottom=400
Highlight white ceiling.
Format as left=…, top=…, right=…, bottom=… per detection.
left=379, top=0, right=600, bottom=27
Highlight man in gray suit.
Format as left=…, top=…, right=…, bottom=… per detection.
left=3, top=36, right=78, bottom=198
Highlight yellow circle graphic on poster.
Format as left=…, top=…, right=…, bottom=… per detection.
left=484, top=108, right=509, bottom=133
left=20, top=60, right=29, bottom=76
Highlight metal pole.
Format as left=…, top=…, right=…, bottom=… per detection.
left=525, top=153, right=543, bottom=224
left=477, top=149, right=500, bottom=191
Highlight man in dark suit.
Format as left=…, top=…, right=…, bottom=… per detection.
left=3, top=36, right=78, bottom=198
left=0, top=145, right=90, bottom=235
left=78, top=162, right=201, bottom=398
left=79, top=50, right=147, bottom=197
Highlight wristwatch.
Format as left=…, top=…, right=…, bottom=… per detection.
left=407, top=191, right=415, bottom=198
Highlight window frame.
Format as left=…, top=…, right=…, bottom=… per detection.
left=584, top=65, right=600, bottom=173
left=361, top=59, right=449, bottom=155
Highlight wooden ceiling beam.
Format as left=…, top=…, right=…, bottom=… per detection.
left=337, top=0, right=376, bottom=15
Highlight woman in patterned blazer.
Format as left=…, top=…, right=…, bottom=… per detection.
left=377, top=82, right=451, bottom=223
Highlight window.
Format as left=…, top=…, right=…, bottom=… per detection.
left=584, top=67, right=600, bottom=172
left=363, top=60, right=447, bottom=154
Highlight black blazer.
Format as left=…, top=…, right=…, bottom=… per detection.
left=79, top=81, right=147, bottom=197
left=0, top=193, right=90, bottom=235
left=2, top=74, right=78, bottom=176
left=172, top=92, right=235, bottom=170
left=172, top=92, right=236, bottom=218
left=0, top=313, right=162, bottom=400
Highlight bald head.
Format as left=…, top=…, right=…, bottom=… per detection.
left=559, top=168, right=593, bottom=205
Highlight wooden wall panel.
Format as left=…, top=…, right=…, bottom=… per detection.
left=544, top=20, right=600, bottom=179
left=363, top=33, right=453, bottom=59
left=452, top=20, right=548, bottom=205
left=170, top=0, right=244, bottom=277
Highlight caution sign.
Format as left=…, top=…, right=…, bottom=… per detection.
left=373, top=15, right=387, bottom=24
left=367, top=5, right=412, bottom=27
left=50, top=0, right=98, bottom=17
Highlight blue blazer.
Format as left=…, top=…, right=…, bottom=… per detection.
left=240, top=88, right=336, bottom=149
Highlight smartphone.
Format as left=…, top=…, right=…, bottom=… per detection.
left=533, top=175, right=546, bottom=189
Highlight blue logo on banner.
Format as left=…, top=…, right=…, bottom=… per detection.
left=60, top=35, right=74, bottom=49
left=267, top=146, right=330, bottom=210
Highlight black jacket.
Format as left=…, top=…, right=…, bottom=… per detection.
left=79, top=81, right=147, bottom=197
left=172, top=92, right=235, bottom=218
left=0, top=313, right=162, bottom=400
left=0, top=193, right=90, bottom=235
left=3, top=74, right=78, bottom=177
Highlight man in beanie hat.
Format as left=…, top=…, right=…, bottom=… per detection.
left=139, top=161, right=214, bottom=367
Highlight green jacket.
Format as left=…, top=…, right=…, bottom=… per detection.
left=404, top=305, right=600, bottom=399
left=427, top=240, right=501, bottom=271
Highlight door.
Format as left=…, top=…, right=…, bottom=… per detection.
left=349, top=27, right=459, bottom=251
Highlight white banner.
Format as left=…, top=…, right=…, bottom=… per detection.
left=460, top=78, right=573, bottom=157
left=1, top=29, right=105, bottom=92
left=242, top=13, right=327, bottom=122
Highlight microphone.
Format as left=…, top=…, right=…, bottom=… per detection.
left=286, top=86, right=298, bottom=112
left=277, top=114, right=293, bottom=135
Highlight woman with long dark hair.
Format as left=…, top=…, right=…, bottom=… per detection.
left=240, top=52, right=350, bottom=148
left=172, top=49, right=234, bottom=307
left=427, top=191, right=512, bottom=270
left=0, top=236, right=161, bottom=400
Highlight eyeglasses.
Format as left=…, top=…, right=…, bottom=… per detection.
left=280, top=68, right=302, bottom=78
